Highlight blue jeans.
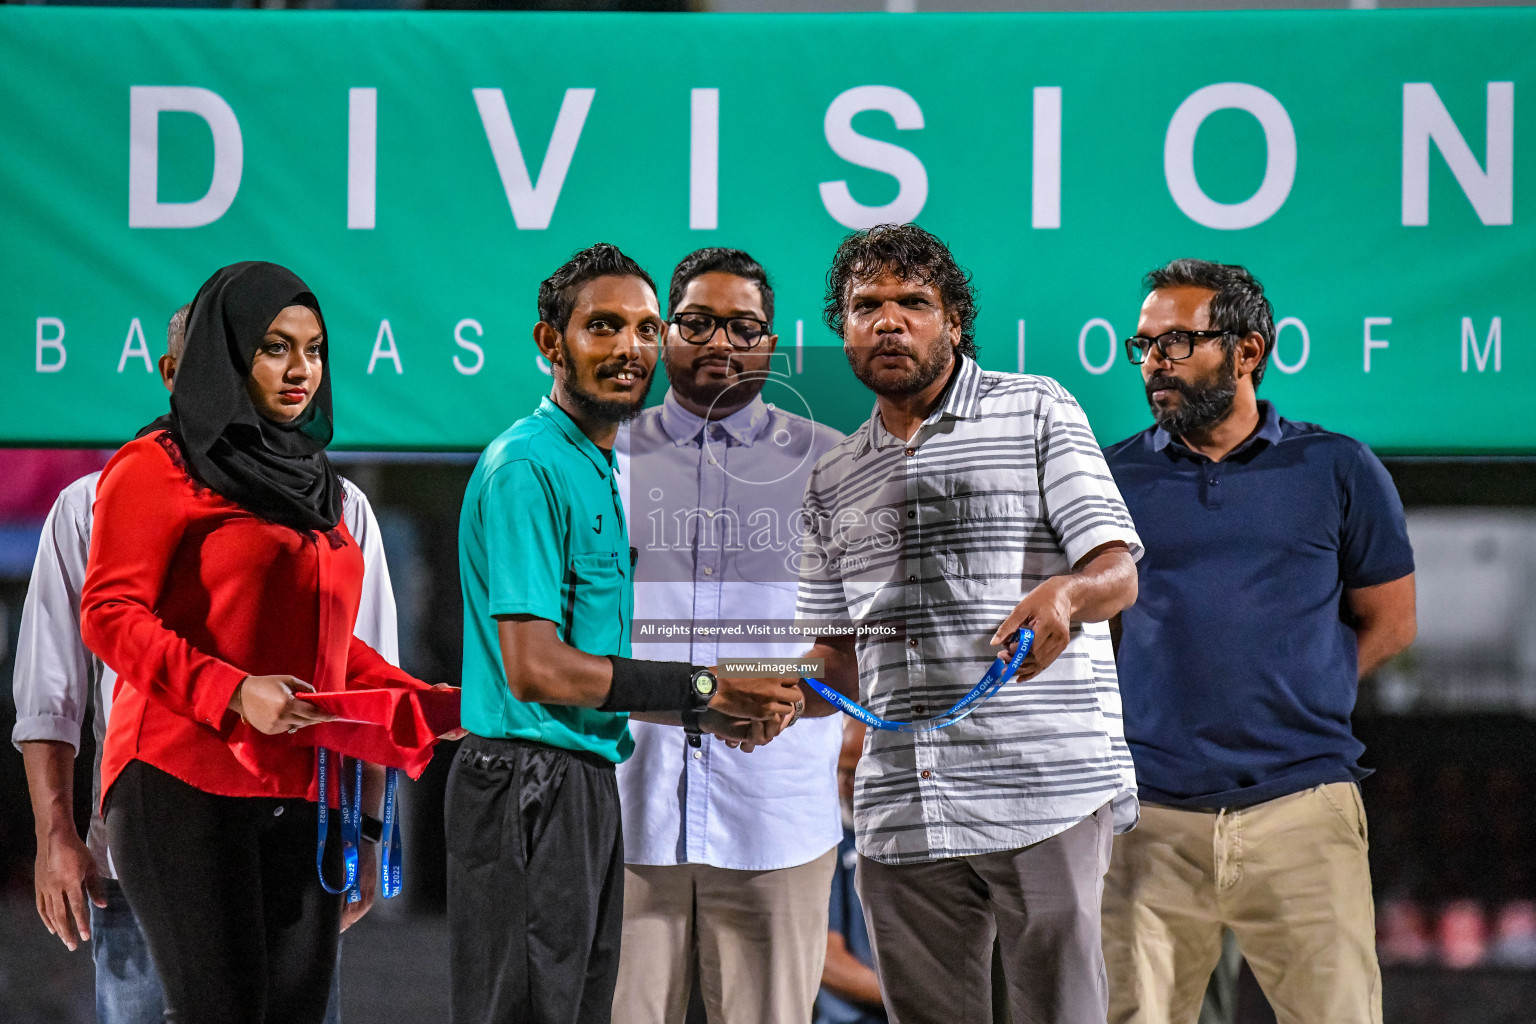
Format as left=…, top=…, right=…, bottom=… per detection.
left=93, top=877, right=345, bottom=1024
left=92, top=878, right=165, bottom=1024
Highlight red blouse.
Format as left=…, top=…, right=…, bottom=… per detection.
left=82, top=432, right=430, bottom=806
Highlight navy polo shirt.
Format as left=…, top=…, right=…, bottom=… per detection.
left=1104, top=402, right=1414, bottom=809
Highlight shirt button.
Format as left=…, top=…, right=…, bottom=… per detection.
left=904, top=447, right=916, bottom=457
left=907, top=510, right=916, bottom=519
left=703, top=567, right=714, bottom=576
left=913, top=704, right=927, bottom=715
left=692, top=750, right=703, bottom=760
left=907, top=637, right=919, bottom=648
left=273, top=806, right=284, bottom=817
left=920, top=770, right=932, bottom=780
left=705, top=510, right=715, bottom=518
left=708, top=457, right=718, bottom=466
left=908, top=574, right=917, bottom=583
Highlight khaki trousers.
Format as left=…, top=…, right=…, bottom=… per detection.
left=1102, top=783, right=1382, bottom=1024
left=612, top=848, right=837, bottom=1024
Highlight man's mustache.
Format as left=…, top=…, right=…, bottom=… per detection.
left=868, top=340, right=914, bottom=360
left=692, top=352, right=743, bottom=373
left=596, top=360, right=649, bottom=380
left=1145, top=374, right=1191, bottom=398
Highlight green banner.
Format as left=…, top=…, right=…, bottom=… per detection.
left=1, top=7, right=1531, bottom=452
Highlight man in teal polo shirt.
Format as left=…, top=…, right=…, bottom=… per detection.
left=448, top=243, right=802, bottom=1024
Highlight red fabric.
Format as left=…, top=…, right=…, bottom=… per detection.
left=288, top=687, right=461, bottom=772
left=82, top=432, right=439, bottom=808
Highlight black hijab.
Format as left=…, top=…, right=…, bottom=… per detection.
left=158, top=261, right=343, bottom=532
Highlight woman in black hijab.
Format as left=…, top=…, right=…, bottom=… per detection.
left=82, top=262, right=452, bottom=1024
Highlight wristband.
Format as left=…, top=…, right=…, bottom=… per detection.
left=361, top=814, right=384, bottom=845
left=601, top=657, right=701, bottom=712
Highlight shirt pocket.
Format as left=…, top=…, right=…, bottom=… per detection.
left=928, top=491, right=1029, bottom=585
left=565, top=552, right=626, bottom=653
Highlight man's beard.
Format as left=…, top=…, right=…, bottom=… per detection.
left=1145, top=350, right=1238, bottom=437
left=668, top=352, right=767, bottom=415
left=559, top=340, right=653, bottom=425
left=847, top=338, right=953, bottom=397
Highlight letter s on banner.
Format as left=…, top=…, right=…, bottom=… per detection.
left=129, top=86, right=243, bottom=228
left=454, top=318, right=485, bottom=375
left=819, top=86, right=928, bottom=229
left=1164, top=83, right=1295, bottom=230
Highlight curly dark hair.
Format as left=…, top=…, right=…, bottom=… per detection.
left=1143, top=258, right=1275, bottom=388
left=538, top=243, right=657, bottom=335
left=668, top=248, right=774, bottom=326
left=822, top=224, right=978, bottom=358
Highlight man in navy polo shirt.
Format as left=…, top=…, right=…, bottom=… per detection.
left=1102, top=259, right=1417, bottom=1024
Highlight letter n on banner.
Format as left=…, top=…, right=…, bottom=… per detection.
left=1402, top=82, right=1514, bottom=226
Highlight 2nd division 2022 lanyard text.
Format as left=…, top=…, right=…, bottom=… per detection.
left=317, top=750, right=402, bottom=901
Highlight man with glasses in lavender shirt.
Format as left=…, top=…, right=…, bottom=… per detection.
left=614, top=248, right=845, bottom=1024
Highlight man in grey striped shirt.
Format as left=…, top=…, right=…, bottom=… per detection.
left=796, top=224, right=1142, bottom=1024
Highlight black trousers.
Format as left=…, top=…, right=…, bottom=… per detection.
left=105, top=759, right=342, bottom=1024
left=446, top=735, right=625, bottom=1024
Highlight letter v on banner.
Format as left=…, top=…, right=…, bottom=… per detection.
left=473, top=88, right=595, bottom=230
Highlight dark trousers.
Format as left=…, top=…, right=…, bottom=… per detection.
left=856, top=803, right=1113, bottom=1024
left=105, top=759, right=342, bottom=1024
left=446, top=735, right=625, bottom=1024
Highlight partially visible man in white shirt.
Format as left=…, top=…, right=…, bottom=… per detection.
left=12, top=303, right=400, bottom=1024
left=613, top=249, right=845, bottom=1023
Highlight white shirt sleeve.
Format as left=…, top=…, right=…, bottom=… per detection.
left=340, top=477, right=400, bottom=667
left=11, top=474, right=103, bottom=752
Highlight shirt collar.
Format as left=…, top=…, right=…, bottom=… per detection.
left=658, top=388, right=771, bottom=447
left=855, top=354, right=982, bottom=457
left=1152, top=399, right=1283, bottom=457
left=537, top=396, right=616, bottom=476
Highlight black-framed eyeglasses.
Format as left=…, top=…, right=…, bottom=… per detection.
left=671, top=312, right=772, bottom=350
left=1123, top=329, right=1231, bottom=365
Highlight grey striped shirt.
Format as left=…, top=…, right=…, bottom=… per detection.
left=796, top=356, right=1143, bottom=865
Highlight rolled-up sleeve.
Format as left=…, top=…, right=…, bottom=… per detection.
left=11, top=476, right=98, bottom=751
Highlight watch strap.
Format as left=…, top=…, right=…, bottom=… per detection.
left=682, top=706, right=705, bottom=748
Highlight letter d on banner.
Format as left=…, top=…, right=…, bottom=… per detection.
left=129, top=87, right=243, bottom=228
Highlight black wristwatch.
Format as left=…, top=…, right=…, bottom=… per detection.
left=689, top=668, right=718, bottom=706
left=684, top=669, right=717, bottom=748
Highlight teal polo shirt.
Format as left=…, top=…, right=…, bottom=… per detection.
left=458, top=397, right=634, bottom=763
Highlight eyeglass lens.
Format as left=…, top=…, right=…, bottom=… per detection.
left=1127, top=331, right=1197, bottom=363
left=675, top=313, right=768, bottom=349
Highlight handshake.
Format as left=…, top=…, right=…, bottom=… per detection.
left=697, top=669, right=807, bottom=752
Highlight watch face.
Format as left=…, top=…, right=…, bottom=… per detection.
left=692, top=671, right=717, bottom=697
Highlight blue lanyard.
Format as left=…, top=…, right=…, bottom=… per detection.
left=801, top=628, right=1034, bottom=732
left=316, top=748, right=361, bottom=899
left=316, top=749, right=405, bottom=902
left=379, top=767, right=402, bottom=900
